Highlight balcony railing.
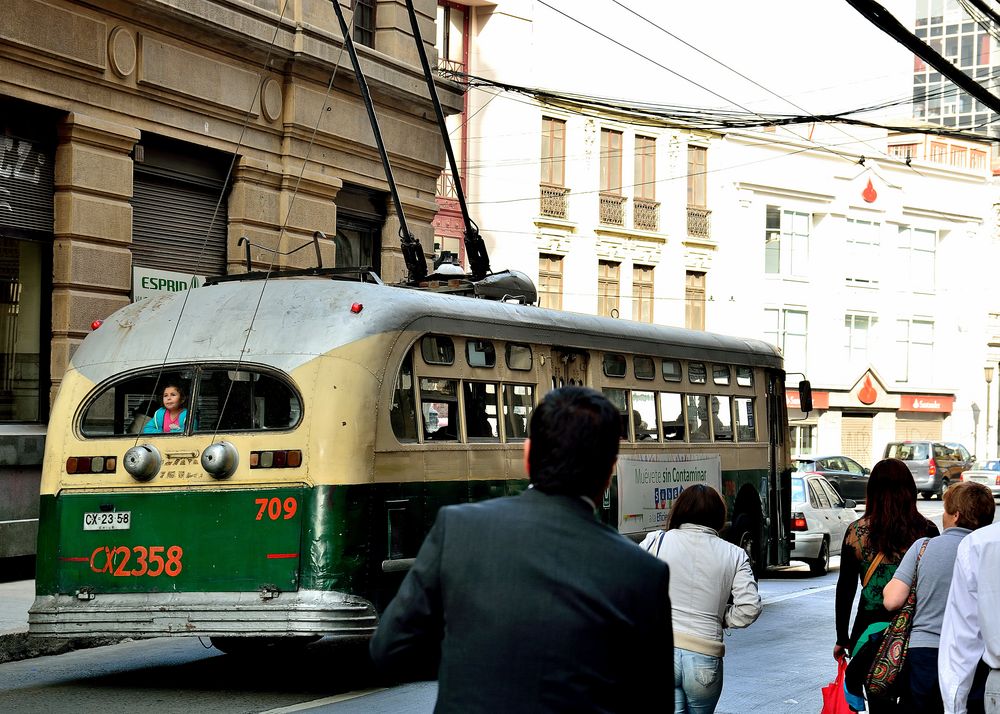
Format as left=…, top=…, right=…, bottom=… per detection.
left=634, top=198, right=660, bottom=232
left=687, top=205, right=712, bottom=239
left=437, top=170, right=458, bottom=199
left=599, top=192, right=626, bottom=226
left=540, top=184, right=569, bottom=219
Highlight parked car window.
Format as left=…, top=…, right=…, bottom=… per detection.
left=791, top=478, right=807, bottom=503
left=956, top=445, right=970, bottom=461
left=809, top=480, right=832, bottom=509
left=844, top=458, right=865, bottom=476
left=933, top=443, right=952, bottom=459
left=819, top=478, right=845, bottom=507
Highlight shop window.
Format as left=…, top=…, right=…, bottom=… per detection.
left=0, top=237, right=46, bottom=421
left=502, top=384, right=533, bottom=440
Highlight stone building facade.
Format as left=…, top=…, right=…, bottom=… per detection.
left=0, top=0, right=455, bottom=556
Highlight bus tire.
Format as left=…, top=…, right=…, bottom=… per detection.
left=210, top=635, right=321, bottom=656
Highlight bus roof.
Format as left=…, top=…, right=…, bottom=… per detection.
left=70, top=278, right=783, bottom=381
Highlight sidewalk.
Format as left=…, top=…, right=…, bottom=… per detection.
left=0, top=579, right=118, bottom=663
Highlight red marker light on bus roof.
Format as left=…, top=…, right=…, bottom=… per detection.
left=90, top=320, right=103, bottom=330
left=350, top=303, right=363, bottom=314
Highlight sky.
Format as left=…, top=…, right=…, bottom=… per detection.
left=529, top=0, right=920, bottom=123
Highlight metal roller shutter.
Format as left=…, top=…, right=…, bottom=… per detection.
left=131, top=171, right=227, bottom=277
left=841, top=414, right=874, bottom=469
left=0, top=132, right=54, bottom=236
left=895, top=413, right=942, bottom=441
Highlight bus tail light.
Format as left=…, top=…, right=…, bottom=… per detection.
left=66, top=456, right=117, bottom=474
left=250, top=450, right=302, bottom=469
left=123, top=444, right=162, bottom=482
left=201, top=441, right=238, bottom=480
left=790, top=512, right=808, bottom=531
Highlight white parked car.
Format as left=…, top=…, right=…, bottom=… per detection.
left=790, top=473, right=860, bottom=575
left=962, top=460, right=1000, bottom=497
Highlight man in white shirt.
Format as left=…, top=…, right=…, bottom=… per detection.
left=940, top=520, right=1000, bottom=714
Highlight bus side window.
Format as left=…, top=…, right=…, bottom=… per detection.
left=712, top=395, right=734, bottom=441
left=420, top=378, right=458, bottom=441
left=631, top=390, right=657, bottom=441
left=603, top=388, right=629, bottom=440
left=464, top=382, right=499, bottom=441
left=390, top=353, right=418, bottom=442
left=659, top=392, right=685, bottom=441
left=688, top=394, right=710, bottom=442
left=502, top=384, right=533, bottom=440
left=735, top=397, right=755, bottom=441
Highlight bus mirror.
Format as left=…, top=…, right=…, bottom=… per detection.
left=798, top=380, right=813, bottom=414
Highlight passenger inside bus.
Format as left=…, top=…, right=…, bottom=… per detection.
left=127, top=399, right=158, bottom=434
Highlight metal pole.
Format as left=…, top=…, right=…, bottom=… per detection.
left=988, top=378, right=993, bottom=460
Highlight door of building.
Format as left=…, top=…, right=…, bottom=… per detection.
left=841, top=413, right=874, bottom=469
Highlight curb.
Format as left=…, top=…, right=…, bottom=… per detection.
left=0, top=630, right=122, bottom=664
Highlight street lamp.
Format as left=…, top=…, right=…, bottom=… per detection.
left=986, top=365, right=995, bottom=460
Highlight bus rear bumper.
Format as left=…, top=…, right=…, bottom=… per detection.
left=27, top=589, right=377, bottom=639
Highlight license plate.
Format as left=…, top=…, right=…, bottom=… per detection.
left=83, top=511, right=132, bottom=531
left=970, top=476, right=987, bottom=484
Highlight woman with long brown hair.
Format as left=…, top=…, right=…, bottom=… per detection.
left=833, top=457, right=939, bottom=712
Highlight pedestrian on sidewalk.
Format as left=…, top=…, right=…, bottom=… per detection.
left=641, top=483, right=761, bottom=714
left=369, top=386, right=673, bottom=714
left=939, top=514, right=1000, bottom=714
left=834, top=457, right=939, bottom=713
left=882, top=481, right=995, bottom=714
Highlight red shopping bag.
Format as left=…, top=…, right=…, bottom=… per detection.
left=821, top=657, right=852, bottom=714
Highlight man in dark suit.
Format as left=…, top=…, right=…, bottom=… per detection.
left=370, top=386, right=673, bottom=713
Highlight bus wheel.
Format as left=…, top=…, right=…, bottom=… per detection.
left=210, top=636, right=321, bottom=656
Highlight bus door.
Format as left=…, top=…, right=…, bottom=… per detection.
left=551, top=349, right=589, bottom=389
left=766, top=371, right=792, bottom=567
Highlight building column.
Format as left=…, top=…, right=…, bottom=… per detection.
left=51, top=113, right=139, bottom=403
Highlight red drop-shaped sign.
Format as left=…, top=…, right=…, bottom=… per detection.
left=862, top=178, right=877, bottom=203
left=859, top=375, right=877, bottom=405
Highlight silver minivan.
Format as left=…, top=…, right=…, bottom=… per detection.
left=883, top=441, right=974, bottom=499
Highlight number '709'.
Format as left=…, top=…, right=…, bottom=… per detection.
left=255, top=497, right=297, bottom=521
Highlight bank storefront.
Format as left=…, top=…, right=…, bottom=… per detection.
left=788, top=369, right=955, bottom=470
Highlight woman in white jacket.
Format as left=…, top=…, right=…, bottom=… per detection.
left=641, top=484, right=762, bottom=714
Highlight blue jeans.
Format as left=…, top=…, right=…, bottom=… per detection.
left=674, top=647, right=724, bottom=714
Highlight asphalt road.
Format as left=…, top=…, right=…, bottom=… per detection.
left=0, top=501, right=947, bottom=713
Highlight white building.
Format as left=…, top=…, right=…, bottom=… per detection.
left=432, top=1, right=1000, bottom=468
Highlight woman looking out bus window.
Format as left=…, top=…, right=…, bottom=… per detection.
left=143, top=382, right=189, bottom=434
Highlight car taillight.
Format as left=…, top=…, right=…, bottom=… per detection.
left=995, top=475, right=1000, bottom=486
left=929, top=458, right=936, bottom=477
left=791, top=511, right=808, bottom=531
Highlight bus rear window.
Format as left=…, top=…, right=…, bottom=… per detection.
left=79, top=367, right=301, bottom=437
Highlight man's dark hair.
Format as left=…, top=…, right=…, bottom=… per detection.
left=528, top=386, right=620, bottom=498
left=666, top=483, right=726, bottom=532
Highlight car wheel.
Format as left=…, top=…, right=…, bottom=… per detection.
left=938, top=478, right=950, bottom=500
left=920, top=491, right=932, bottom=500
left=809, top=539, right=830, bottom=576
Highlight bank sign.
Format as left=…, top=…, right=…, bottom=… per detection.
left=132, top=267, right=204, bottom=302
left=617, top=453, right=722, bottom=535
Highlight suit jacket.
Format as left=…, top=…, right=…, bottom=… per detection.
left=369, top=487, right=673, bottom=713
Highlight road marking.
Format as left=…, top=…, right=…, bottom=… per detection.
left=260, top=688, right=389, bottom=713
left=762, top=583, right=836, bottom=605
